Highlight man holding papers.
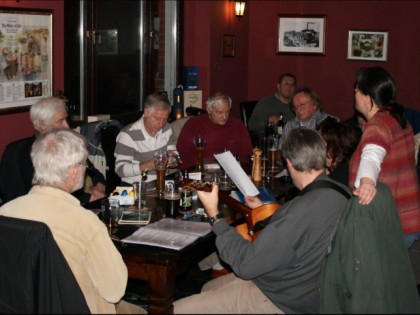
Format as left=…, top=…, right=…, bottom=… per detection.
left=173, top=128, right=350, bottom=314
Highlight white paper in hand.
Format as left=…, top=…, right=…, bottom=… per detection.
left=214, top=151, right=259, bottom=197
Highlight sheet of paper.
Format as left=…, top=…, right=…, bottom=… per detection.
left=121, top=218, right=212, bottom=250
left=122, top=228, right=200, bottom=250
left=214, top=151, right=259, bottom=197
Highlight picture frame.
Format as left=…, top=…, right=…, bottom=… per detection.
left=347, top=30, right=388, bottom=61
left=222, top=34, right=235, bottom=57
left=0, top=7, right=53, bottom=114
left=277, top=14, right=326, bottom=55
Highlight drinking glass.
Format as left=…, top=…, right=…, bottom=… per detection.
left=168, top=152, right=181, bottom=169
left=164, top=181, right=181, bottom=218
left=132, top=181, right=147, bottom=209
left=193, top=135, right=206, bottom=172
left=101, top=199, right=121, bottom=235
left=154, top=150, right=168, bottom=198
left=267, top=135, right=280, bottom=172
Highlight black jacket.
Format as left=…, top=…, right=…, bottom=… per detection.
left=0, top=136, right=105, bottom=205
left=0, top=215, right=90, bottom=313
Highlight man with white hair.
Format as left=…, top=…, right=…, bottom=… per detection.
left=0, top=129, right=145, bottom=314
left=177, top=92, right=253, bottom=169
left=0, top=97, right=106, bottom=205
left=114, top=92, right=179, bottom=184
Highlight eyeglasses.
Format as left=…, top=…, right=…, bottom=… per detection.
left=293, top=99, right=313, bottom=111
left=280, top=81, right=296, bottom=88
left=77, top=159, right=94, bottom=170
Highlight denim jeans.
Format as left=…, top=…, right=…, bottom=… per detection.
left=405, top=232, right=420, bottom=249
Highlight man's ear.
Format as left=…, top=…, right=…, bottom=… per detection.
left=286, top=158, right=293, bottom=170
left=68, top=165, right=78, bottom=181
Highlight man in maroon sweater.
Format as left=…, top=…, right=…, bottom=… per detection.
left=177, top=92, right=253, bottom=170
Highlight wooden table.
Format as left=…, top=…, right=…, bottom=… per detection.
left=85, top=169, right=295, bottom=314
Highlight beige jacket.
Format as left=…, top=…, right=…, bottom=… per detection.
left=0, top=186, right=127, bottom=314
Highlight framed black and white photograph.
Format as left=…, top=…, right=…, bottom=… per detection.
left=347, top=30, right=388, bottom=61
left=0, top=7, right=53, bottom=113
left=277, top=14, right=326, bottom=55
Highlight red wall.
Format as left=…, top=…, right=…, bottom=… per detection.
left=1, top=0, right=419, bottom=157
left=183, top=0, right=420, bottom=122
left=0, top=0, right=64, bottom=156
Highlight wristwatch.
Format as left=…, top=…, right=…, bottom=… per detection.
left=209, top=213, right=224, bottom=226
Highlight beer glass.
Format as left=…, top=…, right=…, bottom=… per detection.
left=164, top=181, right=181, bottom=218
left=267, top=135, right=280, bottom=172
left=193, top=135, right=206, bottom=172
left=154, top=150, right=168, bottom=198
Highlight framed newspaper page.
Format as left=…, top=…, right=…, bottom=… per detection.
left=0, top=7, right=53, bottom=114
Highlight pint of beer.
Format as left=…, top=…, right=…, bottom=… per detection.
left=154, top=150, right=168, bottom=198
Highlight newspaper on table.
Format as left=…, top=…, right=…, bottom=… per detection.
left=122, top=218, right=212, bottom=250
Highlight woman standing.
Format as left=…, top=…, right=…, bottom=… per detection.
left=349, top=66, right=420, bottom=248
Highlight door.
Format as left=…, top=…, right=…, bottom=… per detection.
left=64, top=0, right=181, bottom=122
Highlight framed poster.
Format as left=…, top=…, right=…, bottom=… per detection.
left=222, top=34, right=235, bottom=57
left=277, top=14, right=326, bottom=55
left=0, top=7, right=53, bottom=114
left=347, top=30, right=388, bottom=61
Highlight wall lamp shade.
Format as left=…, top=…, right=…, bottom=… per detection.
left=234, top=1, right=246, bottom=20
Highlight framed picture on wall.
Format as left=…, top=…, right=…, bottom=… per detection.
left=222, top=34, right=236, bottom=57
left=277, top=14, right=326, bottom=55
left=347, top=30, right=388, bottom=61
left=0, top=7, right=53, bottom=114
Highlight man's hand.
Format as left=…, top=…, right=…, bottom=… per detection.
left=140, top=160, right=155, bottom=172
left=89, top=182, right=106, bottom=202
left=353, top=177, right=376, bottom=205
left=244, top=196, right=263, bottom=209
left=268, top=115, right=280, bottom=125
left=196, top=183, right=220, bottom=218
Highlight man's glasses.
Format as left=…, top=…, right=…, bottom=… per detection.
left=78, top=159, right=95, bottom=171
left=293, top=100, right=313, bottom=111
left=280, top=81, right=296, bottom=88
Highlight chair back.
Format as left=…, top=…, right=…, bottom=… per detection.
left=239, top=100, right=258, bottom=128
left=0, top=216, right=90, bottom=314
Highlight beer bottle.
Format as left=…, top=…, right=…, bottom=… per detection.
left=276, top=112, right=284, bottom=141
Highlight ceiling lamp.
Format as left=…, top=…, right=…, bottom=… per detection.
left=234, top=1, right=246, bottom=20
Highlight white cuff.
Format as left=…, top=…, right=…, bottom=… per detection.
left=354, top=144, right=386, bottom=188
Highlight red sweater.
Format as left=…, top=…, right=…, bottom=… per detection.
left=349, top=111, right=420, bottom=234
left=176, top=114, right=253, bottom=170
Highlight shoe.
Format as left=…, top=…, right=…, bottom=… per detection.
left=211, top=268, right=231, bottom=278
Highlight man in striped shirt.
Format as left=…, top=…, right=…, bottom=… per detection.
left=114, top=93, right=178, bottom=184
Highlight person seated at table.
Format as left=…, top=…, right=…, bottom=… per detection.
left=280, top=87, right=339, bottom=147
left=177, top=92, right=253, bottom=169
left=248, top=73, right=297, bottom=137
left=317, top=117, right=358, bottom=185
left=0, top=129, right=145, bottom=314
left=173, top=128, right=351, bottom=314
left=114, top=93, right=179, bottom=184
left=0, top=97, right=106, bottom=206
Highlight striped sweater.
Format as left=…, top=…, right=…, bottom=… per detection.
left=349, top=110, right=420, bottom=234
left=114, top=117, right=177, bottom=184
